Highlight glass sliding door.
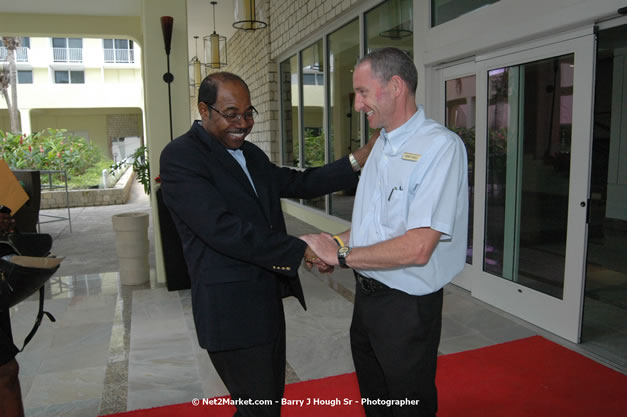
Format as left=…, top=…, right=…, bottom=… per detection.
left=582, top=22, right=627, bottom=369
left=471, top=30, right=595, bottom=343
left=484, top=54, right=574, bottom=299
left=328, top=19, right=360, bottom=221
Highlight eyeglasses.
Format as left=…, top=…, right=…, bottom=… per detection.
left=207, top=104, right=258, bottom=122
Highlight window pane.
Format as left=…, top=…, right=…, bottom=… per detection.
left=328, top=19, right=360, bottom=221
left=115, top=39, right=129, bottom=49
left=484, top=54, right=574, bottom=299
left=432, top=0, right=499, bottom=26
left=20, top=37, right=30, bottom=48
left=365, top=0, right=413, bottom=135
left=17, top=70, right=33, bottom=84
left=103, top=39, right=113, bottom=49
left=70, top=71, right=85, bottom=84
left=302, top=40, right=325, bottom=211
left=68, top=38, right=83, bottom=48
left=280, top=55, right=299, bottom=168
left=52, top=38, right=67, bottom=48
left=446, top=75, right=476, bottom=264
left=365, top=0, right=413, bottom=53
left=55, top=71, right=69, bottom=83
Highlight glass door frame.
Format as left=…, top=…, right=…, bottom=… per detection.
left=450, top=27, right=596, bottom=343
left=435, top=60, right=478, bottom=292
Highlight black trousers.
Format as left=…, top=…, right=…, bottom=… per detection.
left=350, top=280, right=443, bottom=417
left=208, top=309, right=286, bottom=417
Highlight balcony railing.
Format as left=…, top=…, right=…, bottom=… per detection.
left=53, top=47, right=83, bottom=63
left=104, top=48, right=135, bottom=63
left=0, top=46, right=29, bottom=62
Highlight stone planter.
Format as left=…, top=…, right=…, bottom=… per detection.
left=112, top=212, right=149, bottom=285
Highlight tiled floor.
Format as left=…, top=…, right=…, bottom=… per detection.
left=7, top=184, right=625, bottom=416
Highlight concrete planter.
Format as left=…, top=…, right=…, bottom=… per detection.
left=112, top=212, right=149, bottom=285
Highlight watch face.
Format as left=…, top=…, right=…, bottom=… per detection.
left=339, top=246, right=350, bottom=255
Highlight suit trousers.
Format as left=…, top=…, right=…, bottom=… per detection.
left=350, top=280, right=443, bottom=417
left=208, top=307, right=286, bottom=417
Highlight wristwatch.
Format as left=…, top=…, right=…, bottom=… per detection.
left=337, top=246, right=352, bottom=268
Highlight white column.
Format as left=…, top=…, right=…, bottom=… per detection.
left=19, top=108, right=32, bottom=135
left=141, top=0, right=191, bottom=284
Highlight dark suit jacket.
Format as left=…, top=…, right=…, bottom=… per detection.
left=160, top=121, right=358, bottom=352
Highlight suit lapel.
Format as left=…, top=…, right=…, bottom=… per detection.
left=203, top=130, right=258, bottom=199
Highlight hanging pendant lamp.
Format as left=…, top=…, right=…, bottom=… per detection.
left=233, top=0, right=267, bottom=31
left=204, top=1, right=227, bottom=69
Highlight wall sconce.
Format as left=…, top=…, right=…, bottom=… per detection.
left=204, top=1, right=227, bottom=69
left=233, top=0, right=267, bottom=31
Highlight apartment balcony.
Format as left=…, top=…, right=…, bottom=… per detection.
left=104, top=48, right=135, bottom=64
left=53, top=47, right=83, bottom=63
left=0, top=46, right=29, bottom=62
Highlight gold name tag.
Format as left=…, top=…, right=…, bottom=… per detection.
left=402, top=152, right=421, bottom=161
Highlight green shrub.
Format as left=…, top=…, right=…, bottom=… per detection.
left=0, top=128, right=103, bottom=177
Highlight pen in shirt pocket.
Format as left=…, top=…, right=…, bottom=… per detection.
left=388, top=185, right=403, bottom=201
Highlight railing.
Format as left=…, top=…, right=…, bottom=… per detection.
left=53, top=47, right=83, bottom=62
left=104, top=48, right=135, bottom=63
left=0, top=46, right=29, bottom=62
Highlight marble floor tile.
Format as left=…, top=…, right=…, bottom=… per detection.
left=26, top=398, right=101, bottom=417
left=24, top=366, right=106, bottom=409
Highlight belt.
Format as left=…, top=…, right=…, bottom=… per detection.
left=354, top=271, right=389, bottom=293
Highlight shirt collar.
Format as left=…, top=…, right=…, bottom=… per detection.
left=381, top=105, right=426, bottom=155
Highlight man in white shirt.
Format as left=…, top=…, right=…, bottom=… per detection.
left=302, top=47, right=468, bottom=417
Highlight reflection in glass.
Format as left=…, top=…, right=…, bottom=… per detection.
left=485, top=54, right=574, bottom=299
left=301, top=41, right=325, bottom=211
left=445, top=75, right=476, bottom=264
left=280, top=55, right=299, bottom=167
left=582, top=23, right=627, bottom=367
left=364, top=0, right=413, bottom=136
left=328, top=19, right=360, bottom=221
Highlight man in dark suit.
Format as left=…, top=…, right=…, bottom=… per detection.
left=160, top=72, right=374, bottom=417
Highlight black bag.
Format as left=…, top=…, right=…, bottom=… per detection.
left=0, top=234, right=61, bottom=351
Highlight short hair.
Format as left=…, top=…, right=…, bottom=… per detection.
left=356, top=47, right=417, bottom=95
left=197, top=71, right=250, bottom=105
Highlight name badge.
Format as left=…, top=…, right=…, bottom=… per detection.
left=402, top=152, right=421, bottom=161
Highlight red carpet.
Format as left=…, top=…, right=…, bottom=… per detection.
left=103, top=336, right=627, bottom=417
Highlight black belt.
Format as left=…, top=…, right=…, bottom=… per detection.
left=354, top=271, right=389, bottom=293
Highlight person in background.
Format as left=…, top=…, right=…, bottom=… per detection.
left=302, top=47, right=469, bottom=417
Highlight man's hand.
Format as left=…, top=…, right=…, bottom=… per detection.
left=300, top=234, right=339, bottom=267
left=300, top=240, right=334, bottom=274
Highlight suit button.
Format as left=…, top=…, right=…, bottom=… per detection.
left=286, top=267, right=291, bottom=271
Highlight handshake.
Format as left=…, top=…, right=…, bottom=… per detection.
left=299, top=233, right=343, bottom=273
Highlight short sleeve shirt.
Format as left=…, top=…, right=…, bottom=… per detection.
left=350, top=106, right=469, bottom=295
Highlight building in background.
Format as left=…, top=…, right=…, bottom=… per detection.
left=0, top=36, right=143, bottom=161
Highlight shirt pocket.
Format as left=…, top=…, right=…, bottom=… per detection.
left=381, top=183, right=407, bottom=230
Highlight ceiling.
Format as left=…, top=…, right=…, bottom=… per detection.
left=0, top=0, right=238, bottom=62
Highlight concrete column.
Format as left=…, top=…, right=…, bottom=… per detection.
left=140, top=0, right=191, bottom=284
left=19, top=108, right=32, bottom=135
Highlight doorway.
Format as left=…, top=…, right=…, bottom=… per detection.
left=582, top=22, right=627, bottom=371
